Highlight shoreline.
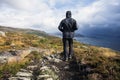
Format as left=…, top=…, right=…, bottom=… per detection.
left=75, top=36, right=120, bottom=52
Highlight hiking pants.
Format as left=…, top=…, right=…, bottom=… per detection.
left=62, top=38, right=73, bottom=58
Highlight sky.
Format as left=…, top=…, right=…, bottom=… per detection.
left=0, top=0, right=120, bottom=33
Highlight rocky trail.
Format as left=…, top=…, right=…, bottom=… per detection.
left=3, top=49, right=119, bottom=80
left=8, top=52, right=86, bottom=80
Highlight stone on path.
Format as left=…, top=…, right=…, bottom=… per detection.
left=27, top=65, right=38, bottom=70
left=46, top=78, right=53, bottom=80
left=53, top=58, right=62, bottom=63
left=9, top=77, right=32, bottom=80
left=40, top=66, right=50, bottom=71
left=20, top=69, right=28, bottom=72
left=37, top=74, right=50, bottom=79
left=64, top=65, right=69, bottom=70
left=16, top=72, right=33, bottom=77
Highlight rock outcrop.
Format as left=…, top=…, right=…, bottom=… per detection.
left=8, top=53, right=81, bottom=80
left=0, top=31, right=6, bottom=37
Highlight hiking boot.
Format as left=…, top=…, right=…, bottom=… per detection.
left=62, top=57, right=69, bottom=61
left=62, top=57, right=66, bottom=61
left=68, top=55, right=72, bottom=60
left=66, top=58, right=69, bottom=62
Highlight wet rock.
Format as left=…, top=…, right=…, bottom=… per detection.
left=51, top=65, right=59, bottom=73
left=9, top=77, right=32, bottom=80
left=39, top=65, right=59, bottom=80
left=41, top=59, right=47, bottom=66
left=53, top=58, right=62, bottom=63
left=44, top=56, right=52, bottom=61
left=16, top=72, right=33, bottom=77
left=27, top=65, right=38, bottom=70
left=46, top=78, right=53, bottom=80
left=37, top=74, right=50, bottom=79
left=40, top=66, right=50, bottom=71
left=64, top=65, right=69, bottom=70
left=50, top=54, right=55, bottom=58
left=9, top=77, right=18, bottom=80
left=20, top=69, right=28, bottom=72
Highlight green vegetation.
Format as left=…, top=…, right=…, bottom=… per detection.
left=0, top=26, right=120, bottom=80
left=0, top=59, right=30, bottom=79
left=73, top=43, right=120, bottom=80
left=27, top=51, right=43, bottom=62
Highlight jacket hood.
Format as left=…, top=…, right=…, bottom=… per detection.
left=66, top=11, right=72, bottom=18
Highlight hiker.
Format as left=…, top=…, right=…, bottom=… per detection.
left=58, top=11, right=78, bottom=61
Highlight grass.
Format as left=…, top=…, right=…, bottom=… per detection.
left=0, top=58, right=30, bottom=79
left=0, top=50, right=44, bottom=79
left=0, top=31, right=120, bottom=80
left=73, top=43, right=120, bottom=80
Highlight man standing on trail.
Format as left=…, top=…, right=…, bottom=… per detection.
left=58, top=11, right=78, bottom=61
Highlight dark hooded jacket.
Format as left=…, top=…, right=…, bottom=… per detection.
left=58, top=11, right=78, bottom=38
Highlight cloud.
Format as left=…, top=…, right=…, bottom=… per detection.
left=74, top=0, right=120, bottom=28
left=0, top=0, right=119, bottom=33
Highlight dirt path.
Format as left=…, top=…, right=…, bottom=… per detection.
left=48, top=55, right=80, bottom=80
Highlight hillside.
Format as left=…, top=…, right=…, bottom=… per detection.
left=0, top=26, right=49, bottom=37
left=0, top=26, right=120, bottom=80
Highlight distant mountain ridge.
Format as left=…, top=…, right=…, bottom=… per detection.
left=0, top=25, right=49, bottom=37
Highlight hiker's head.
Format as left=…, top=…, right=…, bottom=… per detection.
left=66, top=11, right=71, bottom=18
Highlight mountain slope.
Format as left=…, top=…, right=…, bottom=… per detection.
left=0, top=26, right=120, bottom=80
left=0, top=25, right=49, bottom=37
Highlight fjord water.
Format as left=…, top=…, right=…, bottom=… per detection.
left=76, top=36, right=120, bottom=51
left=54, top=31, right=120, bottom=51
